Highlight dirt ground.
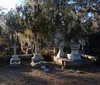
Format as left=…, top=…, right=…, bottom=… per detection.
left=0, top=61, right=100, bottom=85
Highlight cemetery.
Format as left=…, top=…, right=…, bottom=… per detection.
left=0, top=0, right=100, bottom=85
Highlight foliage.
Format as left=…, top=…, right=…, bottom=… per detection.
left=17, top=29, right=33, bottom=46
left=5, top=0, right=98, bottom=51
left=0, top=36, right=8, bottom=45
left=6, top=10, right=25, bottom=32
left=0, top=6, right=6, bottom=17
left=70, top=0, right=100, bottom=32
left=84, top=19, right=94, bottom=34
left=35, top=0, right=84, bottom=42
left=17, top=28, right=34, bottom=53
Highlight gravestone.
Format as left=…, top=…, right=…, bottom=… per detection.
left=31, top=42, right=44, bottom=66
left=57, top=41, right=65, bottom=58
left=10, top=55, right=20, bottom=66
left=53, top=32, right=62, bottom=55
left=10, top=33, right=20, bottom=67
left=69, top=42, right=82, bottom=61
left=53, top=38, right=88, bottom=67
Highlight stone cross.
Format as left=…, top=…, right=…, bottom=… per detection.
left=12, top=33, right=17, bottom=55
left=13, top=41, right=17, bottom=55
left=35, top=42, right=39, bottom=54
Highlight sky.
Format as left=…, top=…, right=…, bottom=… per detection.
left=0, top=0, right=23, bottom=11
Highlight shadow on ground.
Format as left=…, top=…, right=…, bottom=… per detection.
left=0, top=60, right=100, bottom=85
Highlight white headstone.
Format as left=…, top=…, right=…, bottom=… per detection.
left=70, top=42, right=82, bottom=60
left=57, top=41, right=65, bottom=58
left=31, top=42, right=44, bottom=66
left=10, top=34, right=20, bottom=66
left=10, top=55, right=20, bottom=66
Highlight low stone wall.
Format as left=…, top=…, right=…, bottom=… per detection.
left=81, top=54, right=97, bottom=61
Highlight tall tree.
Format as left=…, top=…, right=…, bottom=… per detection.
left=5, top=0, right=90, bottom=53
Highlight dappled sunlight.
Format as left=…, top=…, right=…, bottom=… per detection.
left=0, top=0, right=100, bottom=85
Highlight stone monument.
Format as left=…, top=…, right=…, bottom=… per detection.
left=57, top=41, right=65, bottom=58
left=31, top=42, right=44, bottom=66
left=53, top=38, right=88, bottom=68
left=53, top=32, right=63, bottom=56
left=70, top=42, right=82, bottom=60
left=10, top=55, right=20, bottom=66
left=10, top=33, right=20, bottom=67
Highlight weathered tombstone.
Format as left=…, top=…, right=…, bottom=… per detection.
left=69, top=39, right=82, bottom=60
left=57, top=41, right=65, bottom=58
left=10, top=55, right=20, bottom=66
left=31, top=42, right=44, bottom=66
left=54, top=38, right=88, bottom=67
left=41, top=65, right=50, bottom=72
left=43, top=68, right=49, bottom=72
left=53, top=32, right=61, bottom=55
left=54, top=32, right=64, bottom=56
left=10, top=33, right=20, bottom=67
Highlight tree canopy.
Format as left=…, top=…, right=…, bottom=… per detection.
left=5, top=0, right=100, bottom=47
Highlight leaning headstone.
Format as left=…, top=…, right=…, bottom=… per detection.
left=41, top=65, right=50, bottom=72
left=43, top=68, right=50, bottom=72
left=41, top=65, right=46, bottom=69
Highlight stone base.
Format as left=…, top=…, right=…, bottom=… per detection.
left=10, top=55, right=20, bottom=67
left=53, top=56, right=90, bottom=68
left=71, top=53, right=81, bottom=60
left=31, top=53, right=44, bottom=66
